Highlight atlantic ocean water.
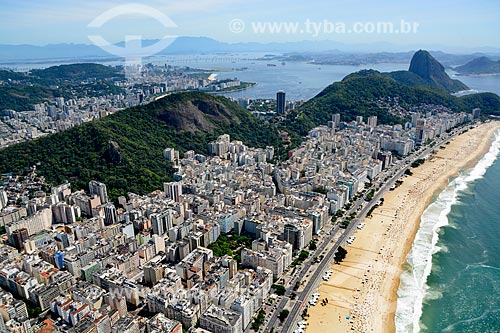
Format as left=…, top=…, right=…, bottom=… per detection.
left=395, top=130, right=500, bottom=333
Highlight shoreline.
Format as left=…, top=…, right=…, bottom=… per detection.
left=455, top=73, right=500, bottom=77
left=210, top=82, right=256, bottom=94
left=306, top=121, right=500, bottom=333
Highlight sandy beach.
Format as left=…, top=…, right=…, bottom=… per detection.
left=306, top=121, right=500, bottom=333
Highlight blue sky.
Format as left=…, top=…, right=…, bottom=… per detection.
left=0, top=0, right=499, bottom=49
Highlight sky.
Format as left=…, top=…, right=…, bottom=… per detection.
left=0, top=0, right=499, bottom=49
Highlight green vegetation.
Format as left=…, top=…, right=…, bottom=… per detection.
left=31, top=63, right=123, bottom=81
left=0, top=69, right=28, bottom=81
left=367, top=206, right=376, bottom=217
left=334, top=246, right=348, bottom=264
left=455, top=56, right=500, bottom=75
left=279, top=309, right=290, bottom=322
left=211, top=81, right=256, bottom=93
left=309, top=239, right=317, bottom=251
left=251, top=309, right=266, bottom=331
left=69, top=80, right=123, bottom=97
left=407, top=50, right=468, bottom=92
left=283, top=69, right=500, bottom=142
left=366, top=197, right=385, bottom=217
left=27, top=305, right=42, bottom=318
left=2, top=58, right=500, bottom=203
left=365, top=189, right=376, bottom=201
left=0, top=85, right=65, bottom=111
left=0, top=63, right=124, bottom=111
left=0, top=92, right=281, bottom=201
left=272, top=284, right=286, bottom=296
left=0, top=80, right=123, bottom=111
left=284, top=71, right=406, bottom=138
left=404, top=169, right=414, bottom=176
left=207, top=233, right=252, bottom=258
left=411, top=158, right=425, bottom=168
left=292, top=250, right=310, bottom=267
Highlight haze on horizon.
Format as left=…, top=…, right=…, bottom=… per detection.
left=0, top=0, right=499, bottom=52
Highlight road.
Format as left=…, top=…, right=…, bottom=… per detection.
left=276, top=126, right=467, bottom=333
left=258, top=125, right=471, bottom=333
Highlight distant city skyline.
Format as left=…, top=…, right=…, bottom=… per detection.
left=0, top=0, right=499, bottom=50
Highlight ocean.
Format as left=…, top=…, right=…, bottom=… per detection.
left=395, top=130, right=500, bottom=333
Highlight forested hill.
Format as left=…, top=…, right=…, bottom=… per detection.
left=0, top=92, right=281, bottom=200
left=30, top=63, right=123, bottom=81
left=0, top=63, right=124, bottom=111
left=455, top=56, right=500, bottom=75
left=2, top=52, right=500, bottom=200
left=285, top=69, right=500, bottom=136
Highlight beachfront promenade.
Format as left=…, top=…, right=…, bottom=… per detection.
left=261, top=123, right=469, bottom=333
left=283, top=134, right=442, bottom=333
left=302, top=121, right=500, bottom=333
left=265, top=122, right=500, bottom=332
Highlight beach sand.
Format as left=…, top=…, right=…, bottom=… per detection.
left=306, top=121, right=500, bottom=333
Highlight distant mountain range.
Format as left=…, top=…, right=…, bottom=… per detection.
left=1, top=36, right=499, bottom=64
left=454, top=56, right=500, bottom=75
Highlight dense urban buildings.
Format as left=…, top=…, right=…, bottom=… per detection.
left=0, top=64, right=252, bottom=148
left=0, top=102, right=475, bottom=332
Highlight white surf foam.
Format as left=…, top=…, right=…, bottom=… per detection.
left=394, top=129, right=500, bottom=333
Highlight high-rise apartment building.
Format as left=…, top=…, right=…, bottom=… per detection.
left=276, top=90, right=286, bottom=114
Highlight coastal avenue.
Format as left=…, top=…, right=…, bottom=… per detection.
left=260, top=125, right=470, bottom=333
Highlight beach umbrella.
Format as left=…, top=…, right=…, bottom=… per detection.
left=346, top=315, right=351, bottom=320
